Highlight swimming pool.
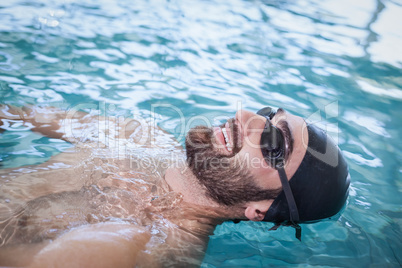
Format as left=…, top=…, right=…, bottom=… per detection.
left=0, top=0, right=401, bottom=266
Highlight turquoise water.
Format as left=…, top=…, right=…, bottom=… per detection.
left=0, top=0, right=401, bottom=266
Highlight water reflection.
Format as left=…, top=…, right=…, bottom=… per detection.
left=0, top=0, right=401, bottom=266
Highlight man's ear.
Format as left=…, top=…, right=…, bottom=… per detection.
left=244, top=200, right=272, bottom=221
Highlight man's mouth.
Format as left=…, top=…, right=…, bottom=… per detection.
left=213, top=120, right=235, bottom=153
left=222, top=121, right=233, bottom=152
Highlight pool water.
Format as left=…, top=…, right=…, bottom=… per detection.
left=0, top=0, right=401, bottom=267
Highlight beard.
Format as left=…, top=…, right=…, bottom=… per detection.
left=185, top=119, right=281, bottom=206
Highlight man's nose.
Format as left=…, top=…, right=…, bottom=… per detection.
left=235, top=109, right=266, bottom=135
left=235, top=109, right=255, bottom=124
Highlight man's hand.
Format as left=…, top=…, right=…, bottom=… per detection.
left=0, top=104, right=149, bottom=145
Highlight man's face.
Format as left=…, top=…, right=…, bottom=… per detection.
left=185, top=109, right=308, bottom=206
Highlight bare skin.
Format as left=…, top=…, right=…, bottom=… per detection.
left=0, top=104, right=308, bottom=267
left=0, top=105, right=242, bottom=267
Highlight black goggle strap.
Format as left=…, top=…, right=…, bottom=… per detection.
left=268, top=222, right=302, bottom=241
left=276, top=166, right=302, bottom=241
left=258, top=107, right=301, bottom=240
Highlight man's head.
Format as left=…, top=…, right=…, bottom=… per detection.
left=185, top=120, right=282, bottom=207
left=185, top=108, right=350, bottom=224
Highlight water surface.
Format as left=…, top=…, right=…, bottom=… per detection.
left=0, top=0, right=401, bottom=266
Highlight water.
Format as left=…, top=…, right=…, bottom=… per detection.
left=0, top=0, right=401, bottom=266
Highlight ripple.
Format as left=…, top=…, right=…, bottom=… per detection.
left=32, top=52, right=59, bottom=63
left=357, top=80, right=402, bottom=100
left=343, top=111, right=390, bottom=137
left=10, top=85, right=64, bottom=103
left=0, top=0, right=401, bottom=266
left=343, top=151, right=383, bottom=168
left=369, top=1, right=402, bottom=68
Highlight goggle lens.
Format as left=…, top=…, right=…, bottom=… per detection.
left=256, top=106, right=276, bottom=120
left=256, top=107, right=286, bottom=168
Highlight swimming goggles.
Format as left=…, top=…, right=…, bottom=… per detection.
left=256, top=107, right=301, bottom=240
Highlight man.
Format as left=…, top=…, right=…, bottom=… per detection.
left=0, top=104, right=349, bottom=267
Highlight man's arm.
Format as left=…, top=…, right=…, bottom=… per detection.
left=0, top=222, right=151, bottom=268
left=0, top=147, right=92, bottom=204
left=0, top=104, right=70, bottom=140
left=0, top=104, right=149, bottom=145
left=0, top=105, right=97, bottom=201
